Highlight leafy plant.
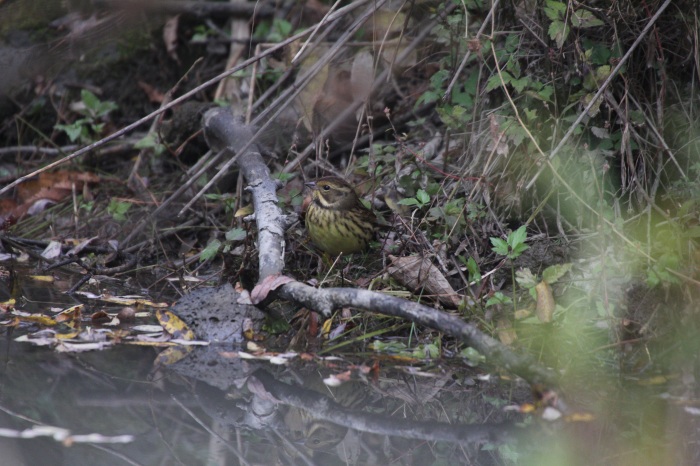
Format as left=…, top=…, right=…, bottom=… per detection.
left=515, top=263, right=572, bottom=323
left=370, top=339, right=441, bottom=359
left=491, top=225, right=529, bottom=260
left=200, top=239, right=222, bottom=261
left=55, top=90, right=118, bottom=144
left=134, top=133, right=165, bottom=157
left=200, top=227, right=248, bottom=261
left=485, top=291, right=512, bottom=307
left=399, top=189, right=430, bottom=208
left=107, top=199, right=132, bottom=222
left=204, top=193, right=237, bottom=214
left=254, top=17, right=293, bottom=42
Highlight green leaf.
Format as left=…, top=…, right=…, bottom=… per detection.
left=81, top=89, right=100, bottom=112
left=200, top=239, right=222, bottom=261
left=511, top=77, right=529, bottom=93
left=451, top=90, right=473, bottom=108
left=542, top=263, right=572, bottom=284
left=430, top=69, right=450, bottom=89
left=491, top=237, right=509, bottom=256
left=537, top=85, right=554, bottom=101
left=417, top=90, right=439, bottom=106
left=504, top=33, right=520, bottom=53
left=107, top=199, right=132, bottom=222
left=515, top=268, right=537, bottom=288
left=459, top=347, right=485, bottom=365
left=548, top=20, right=569, bottom=49
left=274, top=172, right=296, bottom=182
left=135, top=133, right=159, bottom=149
left=571, top=10, right=604, bottom=28
left=511, top=243, right=529, bottom=256
left=274, top=18, right=292, bottom=36
left=587, top=42, right=611, bottom=65
left=80, top=89, right=117, bottom=117
left=398, top=198, right=419, bottom=206
left=508, top=225, right=528, bottom=249
left=225, top=228, right=247, bottom=242
left=543, top=0, right=566, bottom=21
left=416, top=189, right=430, bottom=205
left=465, top=256, right=481, bottom=282
left=486, top=73, right=507, bottom=92
left=55, top=122, right=86, bottom=142
left=486, top=291, right=512, bottom=306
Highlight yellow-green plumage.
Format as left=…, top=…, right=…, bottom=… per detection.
left=305, top=177, right=375, bottom=255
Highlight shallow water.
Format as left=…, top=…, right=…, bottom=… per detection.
left=1, top=266, right=699, bottom=465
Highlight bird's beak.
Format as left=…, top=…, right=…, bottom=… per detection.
left=305, top=181, right=316, bottom=189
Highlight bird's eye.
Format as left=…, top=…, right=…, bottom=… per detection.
left=322, top=185, right=331, bottom=191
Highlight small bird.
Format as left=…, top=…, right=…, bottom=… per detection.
left=304, top=177, right=376, bottom=256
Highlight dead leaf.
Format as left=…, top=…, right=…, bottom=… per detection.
left=487, top=113, right=509, bottom=156
left=564, top=411, right=596, bottom=422
left=156, top=309, right=195, bottom=340
left=29, top=275, right=54, bottom=283
left=163, top=15, right=180, bottom=63
left=153, top=346, right=192, bottom=366
left=55, top=304, right=84, bottom=326
left=387, top=255, right=462, bottom=307
left=12, top=311, right=58, bottom=326
left=535, top=281, right=555, bottom=323
left=497, top=318, right=517, bottom=345
left=137, top=81, right=165, bottom=103
left=370, top=8, right=406, bottom=38
left=66, top=236, right=100, bottom=255
left=90, top=311, right=111, bottom=324
left=380, top=43, right=417, bottom=71
left=321, top=317, right=333, bottom=339
left=6, top=171, right=99, bottom=223
left=295, top=47, right=330, bottom=132
left=303, top=0, right=331, bottom=22
left=235, top=204, right=254, bottom=217
left=41, top=241, right=63, bottom=260
left=351, top=50, right=374, bottom=117
left=234, top=283, right=254, bottom=305
left=251, top=274, right=295, bottom=304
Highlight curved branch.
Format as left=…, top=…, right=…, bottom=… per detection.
left=202, top=108, right=558, bottom=387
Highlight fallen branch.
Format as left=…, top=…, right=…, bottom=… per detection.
left=202, top=107, right=558, bottom=387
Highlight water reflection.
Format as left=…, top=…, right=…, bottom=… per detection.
left=0, top=339, right=528, bottom=465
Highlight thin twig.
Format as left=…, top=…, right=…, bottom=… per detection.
left=0, top=0, right=372, bottom=198
left=443, top=0, right=500, bottom=100
left=179, top=0, right=388, bottom=214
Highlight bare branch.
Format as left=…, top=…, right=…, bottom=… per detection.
left=201, top=107, right=558, bottom=387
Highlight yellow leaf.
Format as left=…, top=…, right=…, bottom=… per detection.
left=371, top=9, right=406, bottom=37
left=321, top=318, right=333, bottom=339
left=29, top=275, right=54, bottom=282
left=1, top=298, right=16, bottom=308
left=153, top=346, right=193, bottom=366
left=295, top=47, right=330, bottom=132
left=565, top=412, right=596, bottom=422
left=535, top=281, right=555, bottom=323
left=235, top=204, right=254, bottom=217
left=15, top=313, right=57, bottom=326
left=637, top=375, right=670, bottom=386
left=497, top=318, right=517, bottom=345
left=55, top=304, right=84, bottom=326
left=56, top=329, right=81, bottom=340
left=156, top=309, right=195, bottom=341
